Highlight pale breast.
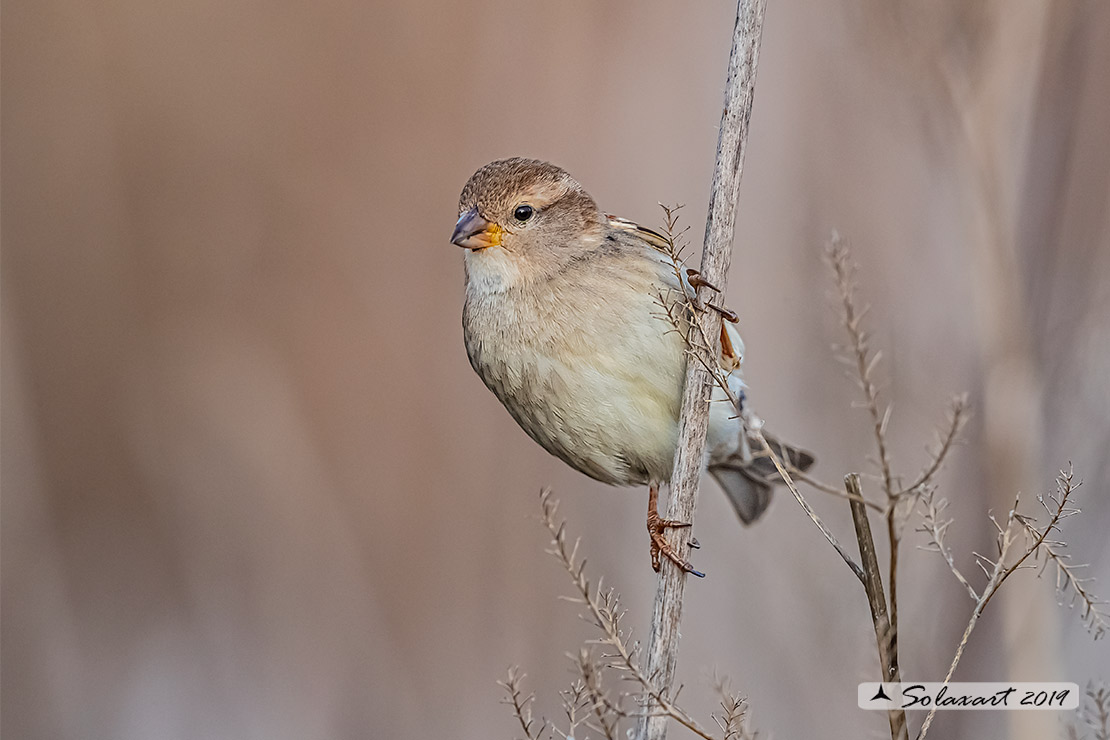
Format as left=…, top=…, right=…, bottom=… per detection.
left=463, top=247, right=689, bottom=485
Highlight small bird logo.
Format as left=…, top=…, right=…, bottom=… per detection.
left=871, top=684, right=893, bottom=702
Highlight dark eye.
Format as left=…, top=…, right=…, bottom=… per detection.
left=513, top=204, right=534, bottom=222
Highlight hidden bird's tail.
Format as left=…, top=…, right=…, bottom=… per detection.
left=709, top=433, right=815, bottom=524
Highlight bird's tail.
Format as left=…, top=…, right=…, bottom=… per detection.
left=708, top=433, right=815, bottom=524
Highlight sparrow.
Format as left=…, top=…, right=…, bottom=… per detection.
left=453, top=157, right=813, bottom=575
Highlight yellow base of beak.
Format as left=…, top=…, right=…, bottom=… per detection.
left=452, top=210, right=502, bottom=250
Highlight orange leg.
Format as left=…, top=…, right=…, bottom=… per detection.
left=647, top=484, right=705, bottom=578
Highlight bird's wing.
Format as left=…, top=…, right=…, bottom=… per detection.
left=606, top=214, right=673, bottom=252
left=606, top=214, right=744, bottom=372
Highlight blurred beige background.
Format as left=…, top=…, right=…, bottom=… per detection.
left=3, top=1, right=1109, bottom=739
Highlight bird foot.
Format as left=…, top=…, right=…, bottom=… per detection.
left=685, top=268, right=721, bottom=293
left=647, top=485, right=705, bottom=578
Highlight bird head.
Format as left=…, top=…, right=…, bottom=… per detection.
left=452, top=159, right=603, bottom=279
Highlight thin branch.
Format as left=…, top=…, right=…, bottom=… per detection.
left=499, top=668, right=548, bottom=740
left=1021, top=523, right=1110, bottom=640
left=557, top=677, right=590, bottom=740
left=894, top=395, right=969, bottom=496
left=1017, top=483, right=1108, bottom=640
left=917, top=469, right=1079, bottom=740
left=653, top=230, right=868, bottom=587
left=846, top=473, right=907, bottom=740
left=827, top=233, right=917, bottom=711
left=711, top=676, right=757, bottom=740
left=752, top=429, right=866, bottom=582
left=826, top=234, right=895, bottom=498
left=575, top=651, right=622, bottom=740
left=979, top=470, right=1076, bottom=612
left=916, top=489, right=979, bottom=601
left=1079, top=682, right=1110, bottom=740
left=780, top=459, right=886, bottom=511
left=540, top=491, right=718, bottom=740
left=640, top=3, right=768, bottom=739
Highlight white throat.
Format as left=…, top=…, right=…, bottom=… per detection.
left=463, top=248, right=526, bottom=296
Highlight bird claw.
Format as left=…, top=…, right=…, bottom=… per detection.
left=708, top=303, right=740, bottom=323
left=686, top=269, right=721, bottom=293
left=647, top=486, right=705, bottom=577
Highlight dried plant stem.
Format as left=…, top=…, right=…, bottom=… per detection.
left=846, top=473, right=907, bottom=740
left=917, top=489, right=979, bottom=601
left=540, top=492, right=717, bottom=740
left=884, top=518, right=901, bottom=690
left=1081, top=683, right=1110, bottom=740
left=788, top=465, right=885, bottom=510
left=827, top=234, right=906, bottom=696
left=917, top=470, right=1078, bottom=740
left=752, top=430, right=865, bottom=582
left=828, top=237, right=896, bottom=499
left=575, top=652, right=621, bottom=740
left=1017, top=517, right=1109, bottom=639
left=639, top=3, right=767, bottom=740
left=712, top=677, right=756, bottom=740
left=499, top=668, right=547, bottom=740
left=656, top=255, right=874, bottom=583
left=894, top=396, right=968, bottom=497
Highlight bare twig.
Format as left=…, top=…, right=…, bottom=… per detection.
left=917, top=469, right=1080, bottom=740
left=640, top=3, right=768, bottom=739
left=916, top=489, right=979, bottom=601
left=1018, top=503, right=1109, bottom=640
left=846, top=473, right=907, bottom=740
left=711, top=676, right=757, bottom=740
left=540, top=491, right=718, bottom=740
left=499, top=668, right=548, bottom=740
left=558, top=678, right=590, bottom=740
left=782, top=458, right=886, bottom=511
left=653, top=226, right=868, bottom=587
left=826, top=233, right=909, bottom=691
left=753, top=429, right=866, bottom=582
left=978, top=470, right=1078, bottom=613
left=575, top=651, right=622, bottom=740
left=1078, top=682, right=1110, bottom=740
left=827, top=235, right=896, bottom=498
left=894, top=395, right=969, bottom=497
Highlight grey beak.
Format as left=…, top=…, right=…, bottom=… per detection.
left=451, top=209, right=499, bottom=250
